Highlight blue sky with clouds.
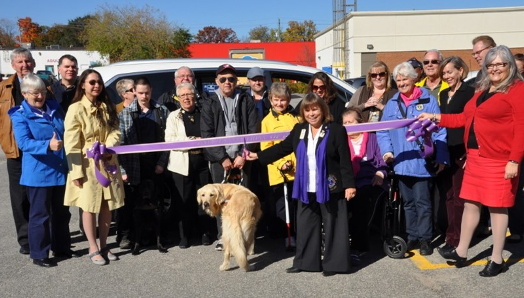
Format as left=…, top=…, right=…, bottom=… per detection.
left=0, top=0, right=520, bottom=39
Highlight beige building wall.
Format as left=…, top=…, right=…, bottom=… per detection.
left=316, top=6, right=524, bottom=78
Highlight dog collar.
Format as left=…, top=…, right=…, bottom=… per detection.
left=221, top=199, right=230, bottom=206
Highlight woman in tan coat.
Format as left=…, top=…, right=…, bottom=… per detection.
left=64, top=69, right=124, bottom=265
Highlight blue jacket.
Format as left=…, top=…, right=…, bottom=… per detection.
left=377, top=87, right=449, bottom=177
left=8, top=99, right=67, bottom=186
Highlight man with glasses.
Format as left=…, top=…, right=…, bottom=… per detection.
left=51, top=54, right=78, bottom=113
left=415, top=49, right=448, bottom=105
left=471, top=35, right=497, bottom=85
left=200, top=64, right=257, bottom=251
left=158, top=66, right=205, bottom=112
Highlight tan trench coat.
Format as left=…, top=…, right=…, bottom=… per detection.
left=64, top=96, right=124, bottom=213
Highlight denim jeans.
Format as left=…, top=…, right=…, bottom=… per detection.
left=398, top=176, right=433, bottom=241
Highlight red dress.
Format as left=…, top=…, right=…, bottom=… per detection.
left=439, top=80, right=524, bottom=207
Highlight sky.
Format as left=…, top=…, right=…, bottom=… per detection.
left=0, top=0, right=521, bottom=40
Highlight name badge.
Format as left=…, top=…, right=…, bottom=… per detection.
left=299, top=129, right=306, bottom=139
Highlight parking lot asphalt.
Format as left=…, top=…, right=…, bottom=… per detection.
left=1, top=157, right=524, bottom=298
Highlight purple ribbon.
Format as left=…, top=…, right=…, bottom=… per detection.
left=405, top=119, right=439, bottom=158
left=107, top=119, right=418, bottom=155
left=86, top=141, right=118, bottom=187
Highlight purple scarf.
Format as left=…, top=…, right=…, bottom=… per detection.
left=292, top=125, right=330, bottom=204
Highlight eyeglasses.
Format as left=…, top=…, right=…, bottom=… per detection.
left=472, top=46, right=490, bottom=57
left=25, top=90, right=46, bottom=97
left=486, top=62, right=508, bottom=70
left=370, top=72, right=387, bottom=79
left=312, top=85, right=326, bottom=92
left=423, top=60, right=440, bottom=65
left=88, top=80, right=103, bottom=86
left=178, top=93, right=195, bottom=99
left=125, top=88, right=134, bottom=93
left=218, top=77, right=237, bottom=83
left=177, top=74, right=193, bottom=79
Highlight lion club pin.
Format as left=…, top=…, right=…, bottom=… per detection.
left=416, top=104, right=424, bottom=111
left=327, top=174, right=337, bottom=190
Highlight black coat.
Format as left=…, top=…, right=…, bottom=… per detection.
left=200, top=90, right=257, bottom=163
left=257, top=122, right=355, bottom=194
left=440, top=82, right=475, bottom=146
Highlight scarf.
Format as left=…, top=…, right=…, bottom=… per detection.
left=348, top=132, right=368, bottom=177
left=400, top=86, right=422, bottom=107
left=292, top=125, right=330, bottom=204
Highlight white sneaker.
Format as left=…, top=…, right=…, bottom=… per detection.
left=215, top=239, right=223, bottom=251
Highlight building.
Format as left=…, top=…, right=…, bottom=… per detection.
left=189, top=41, right=316, bottom=67
left=0, top=49, right=109, bottom=78
left=316, top=6, right=524, bottom=78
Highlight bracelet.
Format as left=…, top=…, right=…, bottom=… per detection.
left=431, top=113, right=437, bottom=122
left=509, top=160, right=519, bottom=165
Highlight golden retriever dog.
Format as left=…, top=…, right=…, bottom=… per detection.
left=197, top=183, right=262, bottom=271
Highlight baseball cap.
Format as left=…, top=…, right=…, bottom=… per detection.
left=247, top=67, right=264, bottom=79
left=407, top=58, right=423, bottom=69
left=216, top=64, right=236, bottom=76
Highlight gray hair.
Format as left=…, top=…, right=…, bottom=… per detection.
left=477, top=45, right=523, bottom=92
left=176, top=82, right=196, bottom=96
left=20, top=74, right=45, bottom=93
left=116, top=78, right=134, bottom=99
left=393, top=62, right=418, bottom=81
left=424, top=49, right=444, bottom=62
left=10, top=47, right=33, bottom=61
left=174, top=66, right=195, bottom=80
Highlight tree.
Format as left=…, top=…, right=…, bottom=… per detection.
left=248, top=26, right=272, bottom=42
left=0, top=18, right=17, bottom=47
left=84, top=4, right=191, bottom=62
left=194, top=26, right=239, bottom=43
left=34, top=15, right=95, bottom=48
left=16, top=17, right=41, bottom=43
left=281, top=20, right=317, bottom=42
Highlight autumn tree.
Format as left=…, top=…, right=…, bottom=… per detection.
left=34, top=15, right=94, bottom=48
left=17, top=17, right=41, bottom=43
left=248, top=26, right=272, bottom=42
left=84, top=4, right=191, bottom=62
left=0, top=19, right=17, bottom=47
left=195, top=26, right=239, bottom=43
left=281, top=20, right=317, bottom=42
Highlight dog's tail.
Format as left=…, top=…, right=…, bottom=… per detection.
left=227, top=220, right=249, bottom=271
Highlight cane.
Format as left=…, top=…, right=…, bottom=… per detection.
left=279, top=170, right=293, bottom=251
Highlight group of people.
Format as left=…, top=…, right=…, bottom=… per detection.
left=1, top=34, right=523, bottom=278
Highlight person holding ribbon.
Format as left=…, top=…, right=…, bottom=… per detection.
left=346, top=61, right=397, bottom=123
left=419, top=45, right=524, bottom=277
left=8, top=74, right=73, bottom=268
left=246, top=92, right=356, bottom=277
left=64, top=69, right=124, bottom=266
left=342, top=107, right=388, bottom=260
left=377, top=62, right=449, bottom=256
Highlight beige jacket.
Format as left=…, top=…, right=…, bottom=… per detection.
left=165, top=108, right=191, bottom=176
left=64, top=96, right=124, bottom=213
left=0, top=75, right=20, bottom=158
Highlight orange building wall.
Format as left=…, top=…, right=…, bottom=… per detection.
left=189, top=42, right=316, bottom=67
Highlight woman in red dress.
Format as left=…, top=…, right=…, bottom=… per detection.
left=419, top=45, right=524, bottom=277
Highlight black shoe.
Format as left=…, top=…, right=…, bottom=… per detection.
left=215, top=240, right=223, bottom=251
left=419, top=241, right=433, bottom=256
left=322, top=271, right=336, bottom=277
left=179, top=237, right=189, bottom=249
left=443, top=249, right=467, bottom=268
left=286, top=267, right=302, bottom=273
left=507, top=234, right=523, bottom=244
left=437, top=245, right=456, bottom=258
left=53, top=250, right=81, bottom=259
left=202, top=233, right=212, bottom=246
left=119, top=237, right=132, bottom=249
left=19, top=246, right=30, bottom=255
left=406, top=240, right=419, bottom=251
left=479, top=260, right=507, bottom=277
left=33, top=258, right=57, bottom=268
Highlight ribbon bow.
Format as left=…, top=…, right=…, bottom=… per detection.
left=405, top=119, right=439, bottom=158
left=86, top=141, right=118, bottom=187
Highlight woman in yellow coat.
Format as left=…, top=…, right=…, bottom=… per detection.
left=64, top=69, right=124, bottom=265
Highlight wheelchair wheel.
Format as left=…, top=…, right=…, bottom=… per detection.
left=383, top=236, right=407, bottom=259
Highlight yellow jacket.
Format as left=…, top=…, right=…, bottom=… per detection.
left=415, top=77, right=449, bottom=105
left=64, top=96, right=124, bottom=213
left=260, top=108, right=300, bottom=186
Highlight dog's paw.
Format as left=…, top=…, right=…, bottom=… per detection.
left=219, top=264, right=229, bottom=271
left=247, top=250, right=255, bottom=256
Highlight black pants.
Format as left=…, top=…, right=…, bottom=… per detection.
left=293, top=192, right=350, bottom=273
left=7, top=157, right=29, bottom=249
left=347, top=185, right=383, bottom=253
left=266, top=182, right=296, bottom=237
left=117, top=184, right=138, bottom=241
left=172, top=154, right=212, bottom=240
left=509, top=162, right=524, bottom=235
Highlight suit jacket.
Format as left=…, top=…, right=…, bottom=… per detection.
left=258, top=122, right=355, bottom=194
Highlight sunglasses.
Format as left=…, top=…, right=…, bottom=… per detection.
left=423, top=60, right=440, bottom=65
left=370, top=72, right=387, bottom=79
left=125, top=88, right=134, bottom=93
left=312, top=85, right=326, bottom=92
left=218, top=77, right=237, bottom=83
left=88, top=80, right=104, bottom=86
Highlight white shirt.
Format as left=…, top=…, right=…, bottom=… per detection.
left=306, top=124, right=321, bottom=192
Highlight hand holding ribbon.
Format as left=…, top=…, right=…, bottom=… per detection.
left=86, top=141, right=118, bottom=188
left=405, top=118, right=439, bottom=158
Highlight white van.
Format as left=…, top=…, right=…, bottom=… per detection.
left=93, top=58, right=356, bottom=105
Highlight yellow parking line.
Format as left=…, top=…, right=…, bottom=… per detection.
left=411, top=250, right=524, bottom=270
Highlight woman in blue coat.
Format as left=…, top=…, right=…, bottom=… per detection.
left=9, top=74, right=71, bottom=268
